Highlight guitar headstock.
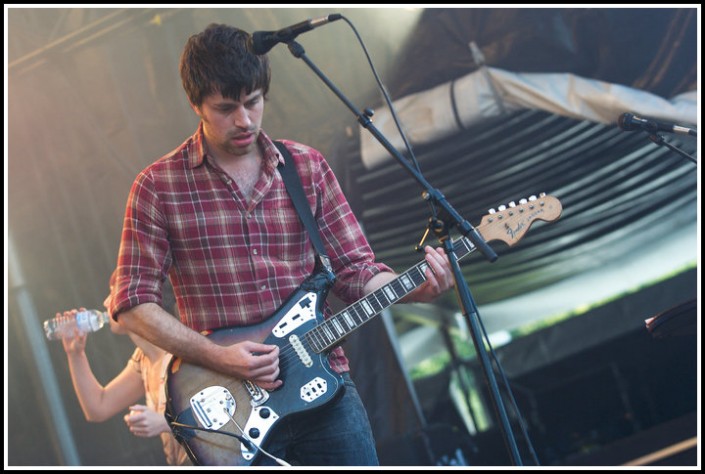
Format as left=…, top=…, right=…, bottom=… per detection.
left=477, top=194, right=562, bottom=247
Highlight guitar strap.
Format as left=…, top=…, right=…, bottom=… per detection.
left=274, top=141, right=333, bottom=274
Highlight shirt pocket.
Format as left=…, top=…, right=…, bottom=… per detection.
left=259, top=206, right=312, bottom=262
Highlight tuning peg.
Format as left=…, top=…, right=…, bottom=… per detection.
left=528, top=195, right=537, bottom=201
left=498, top=205, right=507, bottom=211
left=488, top=208, right=496, bottom=214
left=508, top=201, right=516, bottom=207
left=519, top=198, right=528, bottom=204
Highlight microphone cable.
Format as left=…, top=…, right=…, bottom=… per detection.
left=337, top=15, right=442, bottom=227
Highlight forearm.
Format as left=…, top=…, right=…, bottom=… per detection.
left=65, top=352, right=115, bottom=422
left=363, top=271, right=397, bottom=297
left=117, top=302, right=229, bottom=374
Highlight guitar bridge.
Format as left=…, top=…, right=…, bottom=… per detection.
left=243, top=380, right=269, bottom=407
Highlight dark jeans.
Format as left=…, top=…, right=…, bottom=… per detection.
left=253, top=372, right=379, bottom=466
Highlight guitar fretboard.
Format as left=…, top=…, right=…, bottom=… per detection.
left=306, top=237, right=476, bottom=353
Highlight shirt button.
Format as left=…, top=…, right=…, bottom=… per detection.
left=252, top=249, right=258, bottom=255
left=246, top=213, right=252, bottom=219
left=261, top=284, right=267, bottom=291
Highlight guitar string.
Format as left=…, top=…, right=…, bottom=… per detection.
left=266, top=236, right=477, bottom=363
left=274, top=237, right=474, bottom=362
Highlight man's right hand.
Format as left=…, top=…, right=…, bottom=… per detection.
left=224, top=341, right=283, bottom=391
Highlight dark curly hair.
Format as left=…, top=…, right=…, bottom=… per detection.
left=179, top=23, right=271, bottom=107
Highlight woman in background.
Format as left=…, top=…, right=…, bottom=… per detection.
left=58, top=271, right=190, bottom=466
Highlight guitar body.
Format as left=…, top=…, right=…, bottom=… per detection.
left=165, top=270, right=343, bottom=466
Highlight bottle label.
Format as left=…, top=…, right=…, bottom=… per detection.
left=76, top=311, right=91, bottom=332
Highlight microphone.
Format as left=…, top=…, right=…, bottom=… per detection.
left=251, top=14, right=343, bottom=55
left=618, top=113, right=697, bottom=137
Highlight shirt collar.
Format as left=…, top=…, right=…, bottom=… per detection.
left=258, top=130, right=286, bottom=173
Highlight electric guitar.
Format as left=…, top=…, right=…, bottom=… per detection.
left=165, top=194, right=562, bottom=465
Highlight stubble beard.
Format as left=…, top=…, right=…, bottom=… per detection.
left=222, top=127, right=260, bottom=157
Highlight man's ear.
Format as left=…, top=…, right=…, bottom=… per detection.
left=189, top=102, right=200, bottom=116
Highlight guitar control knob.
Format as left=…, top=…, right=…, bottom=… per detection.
left=249, top=428, right=261, bottom=439
left=260, top=408, right=271, bottom=419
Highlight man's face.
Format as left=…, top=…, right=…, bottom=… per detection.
left=194, top=89, right=265, bottom=159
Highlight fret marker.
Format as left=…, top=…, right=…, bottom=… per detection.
left=361, top=300, right=374, bottom=316
left=342, top=311, right=356, bottom=328
left=323, top=326, right=334, bottom=341
left=383, top=286, right=397, bottom=301
left=400, top=274, right=414, bottom=290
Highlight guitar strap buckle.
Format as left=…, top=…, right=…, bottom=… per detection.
left=318, top=255, right=333, bottom=273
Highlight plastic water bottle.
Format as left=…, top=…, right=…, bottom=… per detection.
left=43, top=309, right=111, bottom=341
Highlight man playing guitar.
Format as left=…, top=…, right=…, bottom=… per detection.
left=111, top=23, right=454, bottom=467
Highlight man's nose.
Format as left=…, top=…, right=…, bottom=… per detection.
left=233, top=107, right=252, bottom=128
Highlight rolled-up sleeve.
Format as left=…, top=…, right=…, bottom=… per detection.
left=111, top=168, right=171, bottom=319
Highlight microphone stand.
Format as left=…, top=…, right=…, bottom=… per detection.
left=285, top=40, right=525, bottom=465
left=646, top=132, right=697, bottom=165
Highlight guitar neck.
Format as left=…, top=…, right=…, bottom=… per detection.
left=304, top=193, right=562, bottom=354
left=307, top=237, right=475, bottom=353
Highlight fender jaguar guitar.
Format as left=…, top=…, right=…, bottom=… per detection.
left=165, top=194, right=562, bottom=466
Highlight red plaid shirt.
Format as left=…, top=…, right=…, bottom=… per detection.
left=112, top=125, right=391, bottom=372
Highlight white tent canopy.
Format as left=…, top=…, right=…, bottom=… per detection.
left=360, top=66, right=698, bottom=169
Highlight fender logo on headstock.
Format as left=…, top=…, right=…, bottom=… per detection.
left=505, top=220, right=526, bottom=240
